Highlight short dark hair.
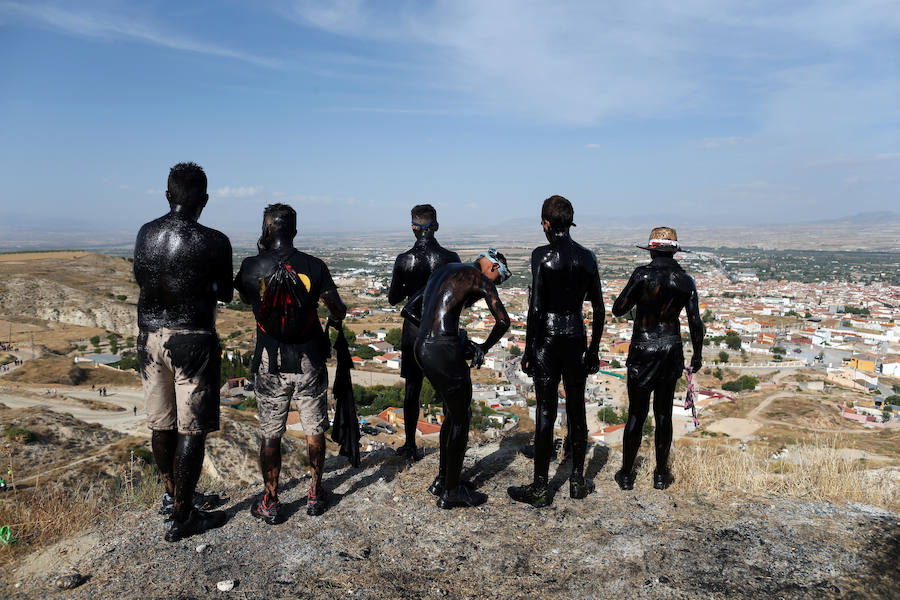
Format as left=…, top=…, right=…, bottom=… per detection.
left=167, top=162, right=207, bottom=206
left=411, top=204, right=437, bottom=224
left=541, top=195, right=574, bottom=230
left=263, top=203, right=297, bottom=237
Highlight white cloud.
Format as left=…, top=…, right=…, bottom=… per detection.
left=584, top=143, right=602, bottom=149
left=699, top=137, right=744, bottom=149
left=287, top=1, right=900, bottom=126
left=214, top=186, right=264, bottom=199
left=0, top=1, right=280, bottom=68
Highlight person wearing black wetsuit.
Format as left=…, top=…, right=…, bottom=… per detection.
left=612, top=227, right=704, bottom=490
left=134, top=162, right=233, bottom=542
left=508, top=195, right=605, bottom=507
left=234, top=204, right=347, bottom=521
left=403, top=250, right=511, bottom=509
left=388, top=204, right=460, bottom=461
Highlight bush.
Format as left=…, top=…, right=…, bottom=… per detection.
left=610, top=359, right=622, bottom=369
left=713, top=367, right=723, bottom=380
left=117, top=354, right=140, bottom=371
left=772, top=346, right=786, bottom=356
left=718, top=351, right=729, bottom=363
left=4, top=425, right=37, bottom=444
left=240, top=395, right=258, bottom=410
left=508, top=345, right=521, bottom=356
left=597, top=406, right=624, bottom=425
left=115, top=294, right=127, bottom=301
left=385, top=328, right=402, bottom=347
left=722, top=375, right=758, bottom=392
left=724, top=332, right=742, bottom=350
left=355, top=346, right=382, bottom=360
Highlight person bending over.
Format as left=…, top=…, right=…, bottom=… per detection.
left=234, top=203, right=346, bottom=522
left=387, top=204, right=460, bottom=461
left=134, top=162, right=233, bottom=542
left=611, top=227, right=703, bottom=490
left=404, top=249, right=511, bottom=509
left=509, top=195, right=605, bottom=507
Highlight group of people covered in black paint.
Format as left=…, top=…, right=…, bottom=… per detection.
left=134, top=162, right=704, bottom=542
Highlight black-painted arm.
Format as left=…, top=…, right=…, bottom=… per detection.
left=321, top=288, right=347, bottom=322
left=215, top=237, right=234, bottom=303
left=587, top=261, right=605, bottom=353
left=387, top=256, right=407, bottom=306
left=478, top=276, right=510, bottom=352
left=612, top=270, right=639, bottom=317
left=401, top=288, right=424, bottom=328
left=686, top=281, right=704, bottom=371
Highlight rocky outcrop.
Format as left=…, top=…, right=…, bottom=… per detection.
left=0, top=277, right=137, bottom=335
left=4, top=435, right=897, bottom=599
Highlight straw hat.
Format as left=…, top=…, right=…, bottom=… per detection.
left=636, top=226, right=685, bottom=253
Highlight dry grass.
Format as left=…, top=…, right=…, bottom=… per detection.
left=667, top=439, right=899, bottom=510
left=0, top=448, right=162, bottom=565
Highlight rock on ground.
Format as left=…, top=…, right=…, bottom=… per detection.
left=3, top=436, right=898, bottom=599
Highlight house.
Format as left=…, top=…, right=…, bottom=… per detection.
left=351, top=356, right=366, bottom=367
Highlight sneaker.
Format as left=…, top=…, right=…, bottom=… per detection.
left=306, top=489, right=328, bottom=516
left=507, top=481, right=552, bottom=508
left=395, top=443, right=424, bottom=461
left=427, top=475, right=445, bottom=497
left=251, top=494, right=283, bottom=525
left=159, top=492, right=220, bottom=515
left=614, top=470, right=635, bottom=491
left=437, top=480, right=487, bottom=510
left=569, top=475, right=595, bottom=499
left=653, top=469, right=674, bottom=490
left=164, top=509, right=227, bottom=543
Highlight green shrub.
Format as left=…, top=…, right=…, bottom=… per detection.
left=4, top=425, right=37, bottom=444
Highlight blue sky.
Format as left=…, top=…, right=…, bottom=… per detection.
left=0, top=1, right=897, bottom=237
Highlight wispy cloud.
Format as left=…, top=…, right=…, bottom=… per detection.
left=699, top=137, right=744, bottom=149
left=214, top=186, right=264, bottom=199
left=0, top=1, right=280, bottom=68
left=287, top=1, right=900, bottom=126
left=584, top=143, right=602, bottom=149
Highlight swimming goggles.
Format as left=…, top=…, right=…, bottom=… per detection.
left=476, top=248, right=512, bottom=283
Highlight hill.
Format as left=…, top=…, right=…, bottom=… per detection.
left=1, top=426, right=897, bottom=599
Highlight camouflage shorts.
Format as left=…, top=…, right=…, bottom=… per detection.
left=255, top=350, right=329, bottom=438
left=137, top=328, right=220, bottom=434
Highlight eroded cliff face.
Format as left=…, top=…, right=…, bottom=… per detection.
left=0, top=253, right=139, bottom=335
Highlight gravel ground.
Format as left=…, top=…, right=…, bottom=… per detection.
left=4, top=435, right=898, bottom=600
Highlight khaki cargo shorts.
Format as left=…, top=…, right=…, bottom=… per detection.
left=255, top=350, right=329, bottom=438
left=137, top=328, right=220, bottom=434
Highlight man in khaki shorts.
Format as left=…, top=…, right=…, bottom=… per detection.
left=134, top=162, right=233, bottom=542
left=235, top=203, right=346, bottom=522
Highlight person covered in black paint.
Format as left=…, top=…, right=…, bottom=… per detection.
left=133, top=162, right=233, bottom=542
left=403, top=249, right=511, bottom=509
left=387, top=204, right=460, bottom=461
left=611, top=227, right=704, bottom=490
left=508, top=195, right=605, bottom=507
left=234, top=203, right=347, bottom=522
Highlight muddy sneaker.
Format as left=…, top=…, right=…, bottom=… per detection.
left=507, top=480, right=552, bottom=508
left=653, top=469, right=674, bottom=490
left=159, top=492, right=221, bottom=515
left=614, top=470, right=635, bottom=491
left=251, top=494, right=283, bottom=525
left=569, top=475, right=595, bottom=499
left=164, top=509, right=227, bottom=542
left=427, top=475, right=445, bottom=496
left=395, top=443, right=424, bottom=461
left=437, top=481, right=487, bottom=510
left=306, top=489, right=328, bottom=517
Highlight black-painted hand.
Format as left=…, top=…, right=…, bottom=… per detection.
left=583, top=348, right=600, bottom=374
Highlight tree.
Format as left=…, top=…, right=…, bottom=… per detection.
left=89, top=335, right=101, bottom=347
left=597, top=406, right=624, bottom=425
left=713, top=367, right=723, bottom=380
left=892, top=384, right=900, bottom=394
left=882, top=409, right=892, bottom=423
left=329, top=324, right=357, bottom=348
left=385, top=328, right=402, bottom=348
left=610, top=359, right=622, bottom=368
left=355, top=346, right=382, bottom=360
left=772, top=346, right=786, bottom=356
left=724, top=332, right=742, bottom=350
left=718, top=351, right=729, bottom=363
left=884, top=395, right=900, bottom=405
left=508, top=345, right=521, bottom=356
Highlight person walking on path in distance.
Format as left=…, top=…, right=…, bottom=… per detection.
left=403, top=249, right=511, bottom=509
left=234, top=203, right=347, bottom=523
left=388, top=204, right=460, bottom=461
left=508, top=195, right=605, bottom=507
left=612, top=227, right=704, bottom=490
left=134, top=162, right=233, bottom=542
